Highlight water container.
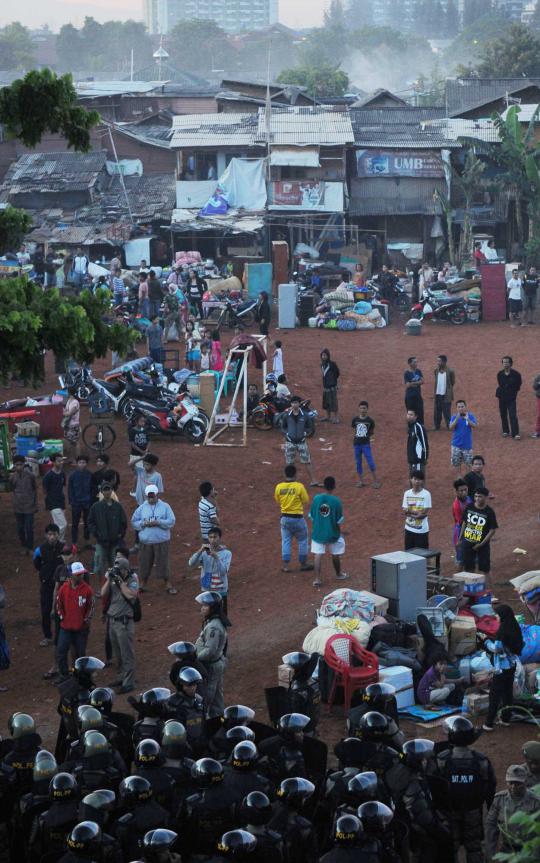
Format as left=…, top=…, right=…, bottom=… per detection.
left=406, top=318, right=422, bottom=336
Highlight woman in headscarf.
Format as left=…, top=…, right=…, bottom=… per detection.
left=481, top=604, right=524, bottom=732
left=320, top=348, right=340, bottom=423
left=256, top=290, right=271, bottom=336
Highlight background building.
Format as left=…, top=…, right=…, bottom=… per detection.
left=144, top=0, right=279, bottom=35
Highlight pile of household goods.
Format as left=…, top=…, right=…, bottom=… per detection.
left=311, top=285, right=387, bottom=331
left=296, top=578, right=540, bottom=719
left=0, top=395, right=65, bottom=476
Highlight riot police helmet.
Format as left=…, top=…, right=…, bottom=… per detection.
left=8, top=712, right=36, bottom=738
left=195, top=591, right=223, bottom=608
left=240, top=791, right=273, bottom=826
left=278, top=713, right=310, bottom=735
left=223, top=704, right=255, bottom=727
left=282, top=652, right=311, bottom=670
left=335, top=814, right=363, bottom=845
left=356, top=711, right=389, bottom=742
left=444, top=715, right=476, bottom=746
left=77, top=705, right=104, bottom=732
left=81, top=789, right=116, bottom=812
left=402, top=738, right=435, bottom=769
left=161, top=719, right=187, bottom=751
left=33, top=749, right=57, bottom=782
left=89, top=687, right=114, bottom=716
left=73, top=657, right=105, bottom=685
left=191, top=757, right=225, bottom=787
left=231, top=741, right=258, bottom=770
left=218, top=829, right=257, bottom=857
left=364, top=682, right=396, bottom=709
left=347, top=771, right=379, bottom=803
left=277, top=777, right=315, bottom=807
left=82, top=730, right=109, bottom=758
left=357, top=801, right=394, bottom=835
left=140, top=687, right=171, bottom=716
left=142, top=829, right=178, bottom=862
left=49, top=772, right=79, bottom=801
left=174, top=667, right=202, bottom=689
left=167, top=640, right=197, bottom=658
left=119, top=775, right=153, bottom=805
left=226, top=725, right=255, bottom=744
left=135, top=738, right=162, bottom=768
left=66, top=821, right=102, bottom=856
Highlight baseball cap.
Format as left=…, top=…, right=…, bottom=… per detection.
left=70, top=562, right=88, bottom=576
left=145, top=484, right=159, bottom=496
left=62, top=543, right=77, bottom=555
left=506, top=764, right=527, bottom=783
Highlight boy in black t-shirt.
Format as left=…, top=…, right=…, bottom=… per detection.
left=351, top=400, right=380, bottom=488
left=128, top=414, right=149, bottom=459
left=459, top=487, right=498, bottom=584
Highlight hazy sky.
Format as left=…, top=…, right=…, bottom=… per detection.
left=0, top=0, right=328, bottom=31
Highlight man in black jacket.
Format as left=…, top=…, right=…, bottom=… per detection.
left=406, top=409, right=429, bottom=478
left=496, top=355, right=522, bottom=439
left=88, top=485, right=127, bottom=577
left=33, top=524, right=64, bottom=646
left=281, top=397, right=320, bottom=487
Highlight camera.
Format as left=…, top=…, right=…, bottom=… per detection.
left=108, top=564, right=125, bottom=586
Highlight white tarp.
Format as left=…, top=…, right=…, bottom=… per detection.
left=124, top=237, right=151, bottom=266
left=106, top=159, right=143, bottom=176
left=176, top=181, right=218, bottom=209
left=199, top=158, right=267, bottom=215
left=270, top=146, right=320, bottom=167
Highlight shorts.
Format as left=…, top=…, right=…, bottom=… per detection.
left=285, top=439, right=311, bottom=465
left=405, top=529, right=429, bottom=550
left=509, top=298, right=522, bottom=314
left=524, top=292, right=537, bottom=311
left=311, top=536, right=345, bottom=556
left=462, top=542, right=491, bottom=574
left=451, top=445, right=473, bottom=468
left=64, top=425, right=80, bottom=444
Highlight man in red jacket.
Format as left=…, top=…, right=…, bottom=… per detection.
left=55, top=561, right=94, bottom=681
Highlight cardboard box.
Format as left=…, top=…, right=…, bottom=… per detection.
left=449, top=617, right=478, bottom=658
left=278, top=664, right=293, bottom=688
left=356, top=590, right=389, bottom=617
left=464, top=691, right=489, bottom=715
left=453, top=572, right=486, bottom=594
left=379, top=665, right=415, bottom=708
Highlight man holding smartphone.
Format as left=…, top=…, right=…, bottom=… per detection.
left=188, top=527, right=232, bottom=614
left=131, top=485, right=177, bottom=594
left=449, top=399, right=478, bottom=476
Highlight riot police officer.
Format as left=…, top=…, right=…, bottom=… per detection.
left=60, top=819, right=103, bottom=863
left=239, top=791, right=284, bottom=863
left=282, top=652, right=321, bottom=734
left=63, top=731, right=125, bottom=797
left=29, top=772, right=80, bottom=862
left=435, top=716, right=496, bottom=863
left=89, top=687, right=134, bottom=766
left=167, top=667, right=207, bottom=755
left=208, top=705, right=255, bottom=760
left=77, top=790, right=122, bottom=862
left=224, top=741, right=273, bottom=806
left=133, top=738, right=176, bottom=812
left=115, top=776, right=170, bottom=860
left=179, top=758, right=236, bottom=858
left=214, top=829, right=258, bottom=860
left=319, top=814, right=381, bottom=863
left=194, top=591, right=230, bottom=718
left=131, top=688, right=171, bottom=747
left=357, top=801, right=400, bottom=863
left=160, top=720, right=195, bottom=811
left=168, top=640, right=208, bottom=699
left=141, top=828, right=182, bottom=862
left=2, top=712, right=42, bottom=795
left=16, top=750, right=58, bottom=860
left=348, top=684, right=404, bottom=751
left=268, top=777, right=317, bottom=863
left=56, top=657, right=105, bottom=763
left=259, top=713, right=311, bottom=783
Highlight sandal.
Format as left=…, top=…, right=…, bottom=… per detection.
left=281, top=566, right=291, bottom=573
left=166, top=587, right=178, bottom=595
left=312, top=579, right=322, bottom=588
left=42, top=670, right=58, bottom=680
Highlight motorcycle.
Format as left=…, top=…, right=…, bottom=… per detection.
left=128, top=392, right=208, bottom=442
left=211, top=297, right=258, bottom=330
left=252, top=396, right=317, bottom=437
left=369, top=274, right=410, bottom=310
left=410, top=289, right=467, bottom=325
left=58, top=362, right=94, bottom=402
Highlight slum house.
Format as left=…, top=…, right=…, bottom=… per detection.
left=348, top=105, right=455, bottom=269
left=0, top=150, right=177, bottom=265
left=216, top=79, right=318, bottom=113
left=446, top=77, right=540, bottom=120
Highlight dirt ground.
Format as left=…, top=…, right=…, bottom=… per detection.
left=1, top=314, right=539, bottom=781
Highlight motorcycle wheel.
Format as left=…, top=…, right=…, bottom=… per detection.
left=76, top=384, right=92, bottom=403
left=252, top=408, right=273, bottom=430
left=396, top=293, right=410, bottom=310
left=240, top=310, right=255, bottom=327
left=121, top=399, right=136, bottom=421
left=197, top=410, right=210, bottom=430
left=450, top=307, right=467, bottom=325
left=185, top=418, right=207, bottom=442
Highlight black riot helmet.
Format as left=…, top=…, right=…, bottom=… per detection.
left=119, top=775, right=153, bottom=805
left=223, top=705, right=255, bottom=728
left=357, top=801, right=394, bottom=836
left=77, top=705, right=104, bottom=733
left=89, top=688, right=114, bottom=716
left=335, top=737, right=365, bottom=768
left=33, top=750, right=57, bottom=783
left=191, top=757, right=225, bottom=787
left=226, top=726, right=256, bottom=745
left=347, top=771, right=379, bottom=804
left=402, top=738, right=435, bottom=770
left=81, top=789, right=116, bottom=813
left=282, top=651, right=318, bottom=681
left=73, top=657, right=105, bottom=686
left=232, top=741, right=258, bottom=771
left=195, top=591, right=223, bottom=608
left=67, top=821, right=102, bottom=857
left=139, top=688, right=171, bottom=717
left=277, top=777, right=315, bottom=808
left=174, top=667, right=202, bottom=690
left=161, top=720, right=187, bottom=757
left=278, top=713, right=310, bottom=737
left=444, top=715, right=476, bottom=746
left=49, top=772, right=79, bottom=802
left=168, top=641, right=197, bottom=658
left=82, top=730, right=109, bottom=758
left=335, top=814, right=363, bottom=846
left=135, top=738, right=162, bottom=768
left=240, top=791, right=273, bottom=826
left=8, top=712, right=36, bottom=738
left=143, top=829, right=178, bottom=862
left=356, top=711, right=389, bottom=742
left=363, top=683, right=397, bottom=716
left=217, top=829, right=257, bottom=858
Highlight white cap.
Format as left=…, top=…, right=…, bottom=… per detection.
left=145, top=484, right=159, bottom=495
left=70, top=562, right=87, bottom=575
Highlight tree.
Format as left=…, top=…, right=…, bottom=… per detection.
left=0, top=22, right=34, bottom=70
left=463, top=0, right=493, bottom=28
left=0, top=68, right=100, bottom=151
left=347, top=0, right=374, bottom=30
left=167, top=19, right=234, bottom=76
left=0, top=280, right=138, bottom=385
left=0, top=206, right=31, bottom=254
left=476, top=23, right=540, bottom=77
left=351, top=25, right=410, bottom=53
left=454, top=149, right=486, bottom=267
left=324, top=0, right=347, bottom=29
left=277, top=63, right=349, bottom=98
left=56, top=17, right=154, bottom=78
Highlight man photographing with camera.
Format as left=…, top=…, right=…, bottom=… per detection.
left=101, top=555, right=139, bottom=694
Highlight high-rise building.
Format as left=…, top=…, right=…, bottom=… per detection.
left=143, top=0, right=279, bottom=35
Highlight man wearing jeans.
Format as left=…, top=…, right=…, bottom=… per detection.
left=274, top=465, right=314, bottom=573
left=42, top=454, right=67, bottom=542
left=433, top=354, right=455, bottom=430
left=188, top=527, right=232, bottom=613
left=496, top=355, right=522, bottom=439
left=55, top=561, right=94, bottom=681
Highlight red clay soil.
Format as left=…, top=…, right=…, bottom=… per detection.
left=1, top=316, right=539, bottom=779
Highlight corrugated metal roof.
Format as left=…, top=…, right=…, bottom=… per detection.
left=501, top=103, right=540, bottom=122
left=446, top=77, right=540, bottom=116
left=171, top=208, right=264, bottom=233
left=351, top=89, right=408, bottom=108
left=115, top=123, right=173, bottom=149
left=255, top=107, right=354, bottom=145
left=349, top=176, right=446, bottom=216
left=2, top=151, right=107, bottom=194
left=351, top=106, right=456, bottom=148
left=424, top=118, right=500, bottom=142
left=76, top=80, right=164, bottom=97
left=170, top=113, right=260, bottom=148
left=350, top=106, right=447, bottom=129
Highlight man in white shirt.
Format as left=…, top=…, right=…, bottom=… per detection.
left=72, top=247, right=88, bottom=290
left=507, top=269, right=523, bottom=327
left=402, top=470, right=432, bottom=551
left=433, top=354, right=455, bottom=430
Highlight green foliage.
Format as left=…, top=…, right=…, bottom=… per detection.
left=347, top=0, right=374, bottom=29
left=350, top=26, right=410, bottom=53
left=494, top=790, right=540, bottom=862
left=463, top=0, right=493, bottom=28
left=0, top=22, right=34, bottom=70
left=0, top=278, right=139, bottom=386
left=277, top=64, right=350, bottom=98
left=445, top=12, right=507, bottom=73
left=0, top=69, right=100, bottom=151
left=476, top=23, right=540, bottom=77
left=167, top=19, right=234, bottom=75
left=56, top=16, right=154, bottom=78
left=0, top=206, right=31, bottom=254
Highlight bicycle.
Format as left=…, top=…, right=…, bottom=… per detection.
left=82, top=418, right=116, bottom=453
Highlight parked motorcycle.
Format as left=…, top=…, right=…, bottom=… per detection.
left=211, top=297, right=258, bottom=330
left=58, top=362, right=93, bottom=402
left=127, top=392, right=208, bottom=442
left=369, top=274, right=410, bottom=310
left=251, top=396, right=317, bottom=437
left=410, top=289, right=467, bottom=325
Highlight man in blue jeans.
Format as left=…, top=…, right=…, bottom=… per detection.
left=351, top=400, right=381, bottom=489
left=68, top=455, right=92, bottom=547
left=274, top=465, right=314, bottom=573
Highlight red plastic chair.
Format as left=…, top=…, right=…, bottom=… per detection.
left=324, top=634, right=379, bottom=714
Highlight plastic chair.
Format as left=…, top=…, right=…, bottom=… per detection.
left=323, top=634, right=379, bottom=714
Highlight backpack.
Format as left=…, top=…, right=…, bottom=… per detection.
left=132, top=596, right=142, bottom=623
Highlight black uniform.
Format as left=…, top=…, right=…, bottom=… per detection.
left=0, top=765, right=16, bottom=863
left=131, top=715, right=165, bottom=747
left=2, top=732, right=42, bottom=796
left=166, top=691, right=207, bottom=755
left=180, top=784, right=237, bottom=857
left=386, top=760, right=451, bottom=863
left=162, top=754, right=196, bottom=812
left=268, top=806, right=317, bottom=863
left=63, top=752, right=124, bottom=797
left=258, top=737, right=309, bottom=785
left=241, top=825, right=284, bottom=863
left=348, top=705, right=404, bottom=752
left=56, top=678, right=91, bottom=762
left=135, top=763, right=176, bottom=813
left=319, top=838, right=383, bottom=863
left=29, top=799, right=80, bottom=862
left=334, top=740, right=399, bottom=804
left=115, top=800, right=171, bottom=861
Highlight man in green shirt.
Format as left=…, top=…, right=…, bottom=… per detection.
left=308, top=476, right=349, bottom=588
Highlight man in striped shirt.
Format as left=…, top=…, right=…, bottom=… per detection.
left=111, top=268, right=126, bottom=306
left=198, top=481, right=219, bottom=540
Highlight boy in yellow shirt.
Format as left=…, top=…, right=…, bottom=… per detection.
left=274, top=465, right=314, bottom=573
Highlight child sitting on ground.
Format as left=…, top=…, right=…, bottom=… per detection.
left=417, top=658, right=457, bottom=706
left=276, top=374, right=291, bottom=400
